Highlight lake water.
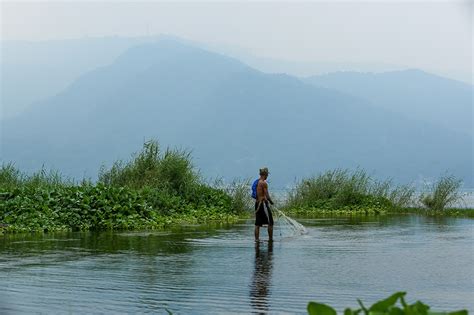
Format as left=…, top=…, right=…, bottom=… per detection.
left=1, top=215, right=473, bottom=314
left=458, top=190, right=474, bottom=208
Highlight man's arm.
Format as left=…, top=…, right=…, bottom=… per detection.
left=263, top=182, right=274, bottom=205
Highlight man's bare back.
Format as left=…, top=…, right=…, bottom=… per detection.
left=254, top=167, right=274, bottom=241
left=256, top=179, right=269, bottom=203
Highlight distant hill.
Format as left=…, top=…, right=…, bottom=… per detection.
left=306, top=70, right=473, bottom=136
left=2, top=40, right=472, bottom=187
left=1, top=36, right=174, bottom=119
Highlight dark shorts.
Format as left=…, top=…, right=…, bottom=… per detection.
left=255, top=201, right=274, bottom=226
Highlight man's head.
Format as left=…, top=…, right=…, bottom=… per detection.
left=259, top=167, right=269, bottom=179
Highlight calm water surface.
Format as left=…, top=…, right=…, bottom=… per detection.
left=1, top=215, right=473, bottom=314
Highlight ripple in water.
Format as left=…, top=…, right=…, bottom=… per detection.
left=0, top=215, right=472, bottom=314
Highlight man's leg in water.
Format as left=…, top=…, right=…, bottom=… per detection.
left=268, top=225, right=273, bottom=241
left=255, top=226, right=260, bottom=241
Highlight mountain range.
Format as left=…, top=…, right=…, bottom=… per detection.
left=306, top=70, right=472, bottom=136
left=1, top=39, right=472, bottom=187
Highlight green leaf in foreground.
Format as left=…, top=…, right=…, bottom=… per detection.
left=387, top=307, right=405, bottom=315
left=428, top=311, right=468, bottom=315
left=308, top=302, right=337, bottom=315
left=308, top=292, right=468, bottom=315
left=369, top=292, right=406, bottom=312
left=344, top=308, right=363, bottom=315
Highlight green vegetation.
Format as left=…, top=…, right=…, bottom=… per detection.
left=285, top=169, right=415, bottom=215
left=0, top=162, right=74, bottom=190
left=0, top=140, right=242, bottom=233
left=1, top=142, right=471, bottom=233
left=389, top=207, right=474, bottom=218
left=222, top=179, right=253, bottom=214
left=284, top=169, right=470, bottom=217
left=98, top=140, right=198, bottom=194
left=420, top=175, right=463, bottom=210
left=307, top=292, right=467, bottom=315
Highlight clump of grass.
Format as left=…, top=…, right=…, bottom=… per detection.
left=24, top=168, right=71, bottom=189
left=388, top=185, right=416, bottom=208
left=0, top=163, right=72, bottom=190
left=98, top=140, right=161, bottom=188
left=99, top=140, right=199, bottom=195
left=223, top=179, right=253, bottom=214
left=286, top=169, right=415, bottom=212
left=159, top=149, right=198, bottom=195
left=0, top=163, right=21, bottom=188
left=420, top=175, right=463, bottom=210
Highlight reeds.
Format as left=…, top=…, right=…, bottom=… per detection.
left=286, top=169, right=415, bottom=211
left=0, top=163, right=72, bottom=190
left=420, top=175, right=463, bottom=210
left=98, top=140, right=199, bottom=195
left=223, top=179, right=253, bottom=213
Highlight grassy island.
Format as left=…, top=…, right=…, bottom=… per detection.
left=283, top=169, right=473, bottom=218
left=0, top=141, right=243, bottom=233
left=1, top=141, right=472, bottom=233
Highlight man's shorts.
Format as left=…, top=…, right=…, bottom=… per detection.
left=255, top=201, right=274, bottom=226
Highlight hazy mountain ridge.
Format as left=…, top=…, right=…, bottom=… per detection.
left=1, top=36, right=163, bottom=119
left=2, top=39, right=472, bottom=187
left=306, top=70, right=473, bottom=136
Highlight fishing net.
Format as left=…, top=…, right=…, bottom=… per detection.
left=273, top=206, right=307, bottom=238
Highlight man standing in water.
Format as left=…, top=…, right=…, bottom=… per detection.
left=255, top=167, right=274, bottom=241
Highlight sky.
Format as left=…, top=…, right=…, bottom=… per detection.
left=0, top=1, right=473, bottom=83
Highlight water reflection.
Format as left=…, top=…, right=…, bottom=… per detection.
left=1, top=216, right=472, bottom=314
left=250, top=241, right=274, bottom=314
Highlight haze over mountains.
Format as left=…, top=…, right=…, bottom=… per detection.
left=1, top=38, right=472, bottom=187
left=2, top=35, right=470, bottom=118
left=306, top=71, right=472, bottom=136
left=1, top=36, right=159, bottom=119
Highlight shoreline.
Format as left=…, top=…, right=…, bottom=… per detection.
left=284, top=206, right=474, bottom=218
left=2, top=207, right=473, bottom=234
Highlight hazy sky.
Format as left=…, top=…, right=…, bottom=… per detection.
left=1, top=1, right=472, bottom=83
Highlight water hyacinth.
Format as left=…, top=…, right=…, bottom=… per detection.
left=307, top=292, right=467, bottom=315
left=0, top=140, right=239, bottom=233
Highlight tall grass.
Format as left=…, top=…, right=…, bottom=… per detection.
left=389, top=185, right=416, bottom=209
left=0, top=163, right=21, bottom=188
left=420, top=175, right=463, bottom=210
left=286, top=169, right=415, bottom=211
left=223, top=179, right=253, bottom=213
left=0, top=163, right=71, bottom=190
left=99, top=140, right=199, bottom=195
